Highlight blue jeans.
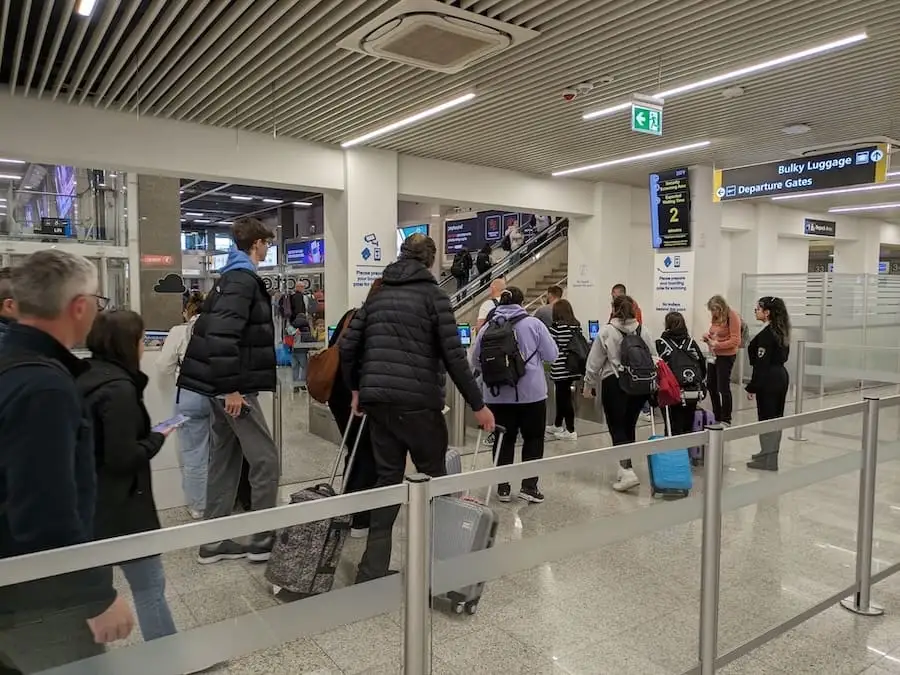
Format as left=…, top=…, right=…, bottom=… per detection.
left=176, top=389, right=212, bottom=513
left=292, top=348, right=309, bottom=384
left=120, top=556, right=176, bottom=641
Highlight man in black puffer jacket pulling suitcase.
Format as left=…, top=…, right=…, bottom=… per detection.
left=341, top=233, right=495, bottom=583
left=178, top=218, right=280, bottom=566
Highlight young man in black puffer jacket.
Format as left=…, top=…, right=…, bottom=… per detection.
left=341, top=233, right=495, bottom=583
left=178, top=218, right=279, bottom=565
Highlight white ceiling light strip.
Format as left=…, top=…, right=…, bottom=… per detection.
left=552, top=140, right=710, bottom=177
left=341, top=93, right=476, bottom=148
left=772, top=182, right=900, bottom=201
left=0, top=174, right=22, bottom=181
left=76, top=0, right=97, bottom=17
left=829, top=203, right=900, bottom=213
left=583, top=33, right=868, bottom=121
left=0, top=158, right=25, bottom=165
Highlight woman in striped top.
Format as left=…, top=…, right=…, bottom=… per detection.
left=547, top=299, right=582, bottom=441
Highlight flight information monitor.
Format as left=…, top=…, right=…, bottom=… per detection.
left=650, top=167, right=692, bottom=249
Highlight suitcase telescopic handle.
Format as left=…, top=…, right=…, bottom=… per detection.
left=329, top=413, right=368, bottom=492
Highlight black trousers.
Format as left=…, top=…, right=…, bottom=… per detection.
left=663, top=400, right=699, bottom=436
left=600, top=376, right=647, bottom=469
left=454, top=274, right=467, bottom=290
left=708, top=354, right=737, bottom=424
left=553, top=379, right=577, bottom=432
left=489, top=400, right=546, bottom=490
left=357, top=405, right=448, bottom=582
left=755, top=367, right=789, bottom=457
left=329, top=400, right=378, bottom=529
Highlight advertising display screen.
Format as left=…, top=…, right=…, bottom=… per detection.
left=397, top=224, right=429, bottom=254
left=286, top=238, right=325, bottom=266
left=445, top=210, right=537, bottom=254
left=457, top=323, right=472, bottom=347
left=445, top=217, right=478, bottom=254
left=714, top=145, right=889, bottom=202
left=650, top=167, right=691, bottom=249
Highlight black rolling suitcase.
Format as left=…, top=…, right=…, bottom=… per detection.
left=265, top=415, right=366, bottom=599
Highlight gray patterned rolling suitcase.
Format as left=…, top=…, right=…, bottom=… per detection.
left=433, top=426, right=505, bottom=615
left=265, top=415, right=367, bottom=599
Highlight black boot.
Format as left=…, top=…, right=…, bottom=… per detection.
left=747, top=453, right=778, bottom=471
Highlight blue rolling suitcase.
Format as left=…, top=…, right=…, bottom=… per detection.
left=647, top=407, right=692, bottom=498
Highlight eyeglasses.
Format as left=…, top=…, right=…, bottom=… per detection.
left=91, top=294, right=110, bottom=311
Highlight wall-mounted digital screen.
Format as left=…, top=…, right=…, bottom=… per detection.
left=286, top=238, right=325, bottom=266
left=259, top=246, right=279, bottom=268
left=588, top=320, right=600, bottom=341
left=445, top=210, right=537, bottom=254
left=212, top=253, right=228, bottom=271
left=650, top=167, right=692, bottom=249
left=879, top=261, right=889, bottom=274
left=484, top=215, right=501, bottom=242
left=327, top=325, right=336, bottom=342
left=457, top=323, right=472, bottom=347
left=397, top=224, right=429, bottom=254
left=214, top=234, right=232, bottom=252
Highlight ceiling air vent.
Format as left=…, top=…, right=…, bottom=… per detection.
left=338, top=0, right=539, bottom=74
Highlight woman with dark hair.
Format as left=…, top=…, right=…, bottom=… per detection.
left=547, top=299, right=582, bottom=441
left=327, top=279, right=382, bottom=537
left=80, top=310, right=178, bottom=641
left=584, top=295, right=656, bottom=493
left=655, top=311, right=706, bottom=435
left=745, top=296, right=791, bottom=471
left=475, top=244, right=493, bottom=288
left=471, top=285, right=558, bottom=503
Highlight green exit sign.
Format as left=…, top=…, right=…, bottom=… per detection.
left=631, top=102, right=663, bottom=136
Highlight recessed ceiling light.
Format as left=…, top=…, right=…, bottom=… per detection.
left=218, top=221, right=233, bottom=225
left=781, top=123, right=811, bottom=135
left=76, top=0, right=97, bottom=17
left=0, top=198, right=6, bottom=202
left=583, top=33, right=867, bottom=120
left=0, top=158, right=25, bottom=165
left=231, top=195, right=253, bottom=201
left=194, top=219, right=211, bottom=223
left=0, top=174, right=22, bottom=181
left=293, top=201, right=313, bottom=207
left=185, top=212, right=204, bottom=217
left=262, top=198, right=283, bottom=204
left=829, top=203, right=900, bottom=213
left=772, top=182, right=900, bottom=201
left=551, top=140, right=711, bottom=177
left=342, top=92, right=476, bottom=148
left=180, top=218, right=186, bottom=222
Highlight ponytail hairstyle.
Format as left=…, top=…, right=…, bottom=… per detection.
left=706, top=294, right=730, bottom=323
left=758, top=296, right=791, bottom=346
left=498, top=286, right=525, bottom=306
left=610, top=294, right=636, bottom=321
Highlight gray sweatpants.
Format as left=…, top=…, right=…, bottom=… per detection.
left=206, top=395, right=280, bottom=528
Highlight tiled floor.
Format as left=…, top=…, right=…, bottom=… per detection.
left=109, top=380, right=900, bottom=674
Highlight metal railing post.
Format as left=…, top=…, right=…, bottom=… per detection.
left=699, top=425, right=725, bottom=675
left=405, top=474, right=432, bottom=674
left=788, top=340, right=807, bottom=441
left=448, top=386, right=466, bottom=448
left=273, top=382, right=283, bottom=475
left=841, top=397, right=884, bottom=616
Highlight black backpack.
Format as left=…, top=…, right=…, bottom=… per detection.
left=617, top=326, right=657, bottom=396
left=662, top=337, right=705, bottom=395
left=451, top=252, right=467, bottom=277
left=479, top=314, right=533, bottom=398
left=564, top=328, right=590, bottom=376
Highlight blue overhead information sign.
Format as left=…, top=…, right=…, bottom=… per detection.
left=713, top=144, right=888, bottom=202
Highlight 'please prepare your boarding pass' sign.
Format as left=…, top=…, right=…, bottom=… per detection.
left=713, top=145, right=888, bottom=202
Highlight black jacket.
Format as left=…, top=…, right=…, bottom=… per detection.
left=475, top=251, right=492, bottom=275
left=746, top=324, right=790, bottom=394
left=0, top=324, right=116, bottom=618
left=340, top=258, right=484, bottom=412
left=178, top=268, right=276, bottom=396
left=78, top=359, right=165, bottom=540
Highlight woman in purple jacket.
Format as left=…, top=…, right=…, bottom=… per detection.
left=470, top=286, right=559, bottom=504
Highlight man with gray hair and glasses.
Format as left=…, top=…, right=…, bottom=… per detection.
left=0, top=250, right=134, bottom=673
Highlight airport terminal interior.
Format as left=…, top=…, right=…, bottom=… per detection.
left=2, top=0, right=900, bottom=673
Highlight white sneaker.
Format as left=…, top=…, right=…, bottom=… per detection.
left=545, top=425, right=563, bottom=437
left=640, top=411, right=653, bottom=423
left=350, top=527, right=369, bottom=539
left=612, top=467, right=640, bottom=492
left=188, top=509, right=204, bottom=520
left=554, top=429, right=578, bottom=441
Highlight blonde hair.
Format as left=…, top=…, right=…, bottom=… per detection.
left=707, top=295, right=730, bottom=323
left=184, top=291, right=205, bottom=319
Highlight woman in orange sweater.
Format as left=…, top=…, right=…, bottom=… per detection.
left=701, top=295, right=742, bottom=425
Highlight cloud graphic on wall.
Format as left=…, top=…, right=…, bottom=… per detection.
left=153, top=273, right=185, bottom=294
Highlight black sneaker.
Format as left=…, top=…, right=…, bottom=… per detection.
left=497, top=484, right=511, bottom=502
left=247, top=535, right=274, bottom=563
left=518, top=487, right=545, bottom=504
left=197, top=539, right=247, bottom=564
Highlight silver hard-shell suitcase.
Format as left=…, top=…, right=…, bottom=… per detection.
left=265, top=415, right=366, bottom=599
left=433, top=426, right=505, bottom=615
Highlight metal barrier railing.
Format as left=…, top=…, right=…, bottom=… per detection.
left=0, top=395, right=898, bottom=673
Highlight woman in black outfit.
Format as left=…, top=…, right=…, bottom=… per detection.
left=327, top=280, right=381, bottom=537
left=655, top=311, right=707, bottom=436
left=745, top=296, right=791, bottom=472
left=547, top=299, right=581, bottom=441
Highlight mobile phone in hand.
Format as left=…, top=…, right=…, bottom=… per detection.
left=153, top=414, right=189, bottom=433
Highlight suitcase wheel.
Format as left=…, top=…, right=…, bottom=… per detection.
left=453, top=602, right=465, bottom=615
left=681, top=490, right=690, bottom=498
left=464, top=601, right=478, bottom=616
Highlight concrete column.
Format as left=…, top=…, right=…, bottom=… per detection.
left=687, top=165, right=726, bottom=336
left=833, top=219, right=880, bottom=274
left=325, top=148, right=399, bottom=320
left=567, top=182, right=634, bottom=331
left=135, top=174, right=183, bottom=330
